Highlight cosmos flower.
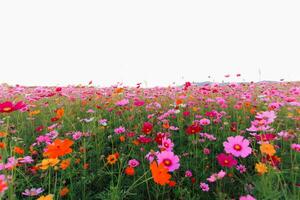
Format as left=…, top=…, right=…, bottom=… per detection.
left=291, top=143, right=300, bottom=152
left=128, top=159, right=140, bottom=168
left=124, top=166, right=135, bottom=176
left=142, top=122, right=153, bottom=134
left=216, top=153, right=237, bottom=168
left=207, top=170, right=226, bottom=183
left=114, top=126, right=125, bottom=134
left=39, top=158, right=60, bottom=170
left=0, top=175, right=8, bottom=194
left=98, top=119, right=108, bottom=126
left=157, top=151, right=180, bottom=172
left=186, top=124, right=202, bottom=135
left=18, top=156, right=34, bottom=164
left=116, top=99, right=129, bottom=106
left=185, top=170, right=193, bottom=177
left=22, top=188, right=44, bottom=196
left=158, top=137, right=174, bottom=151
left=199, top=182, right=209, bottom=192
left=199, top=118, right=210, bottom=126
left=223, top=136, right=252, bottom=158
left=0, top=101, right=26, bottom=113
left=145, top=151, right=158, bottom=163
left=255, top=162, right=268, bottom=175
left=150, top=161, right=171, bottom=186
left=43, top=139, right=74, bottom=158
left=236, top=164, right=247, bottom=173
left=260, top=143, right=276, bottom=156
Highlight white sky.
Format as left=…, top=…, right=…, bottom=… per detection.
left=0, top=0, right=299, bottom=87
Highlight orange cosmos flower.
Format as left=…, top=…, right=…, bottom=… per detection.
left=168, top=180, right=176, bottom=187
left=0, top=142, right=6, bottom=149
left=125, top=166, right=135, bottom=176
left=60, top=159, right=71, bottom=170
left=119, top=135, right=125, bottom=142
left=14, top=146, right=24, bottom=155
left=150, top=161, right=171, bottom=186
left=59, top=187, right=69, bottom=197
left=83, top=163, right=89, bottom=169
left=260, top=143, right=276, bottom=156
left=0, top=132, right=7, bottom=137
left=43, top=139, right=74, bottom=158
left=55, top=108, right=64, bottom=119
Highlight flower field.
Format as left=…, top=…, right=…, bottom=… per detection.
left=0, top=82, right=299, bottom=200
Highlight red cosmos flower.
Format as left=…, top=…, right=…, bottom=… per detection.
left=183, top=82, right=192, bottom=90
left=186, top=124, right=202, bottom=135
left=217, top=153, right=237, bottom=168
left=55, top=87, right=62, bottom=92
left=230, top=122, right=237, bottom=132
left=261, top=155, right=281, bottom=167
left=35, top=125, right=44, bottom=132
left=255, top=134, right=277, bottom=142
left=134, top=100, right=145, bottom=107
left=142, top=122, right=153, bottom=134
left=155, top=133, right=166, bottom=145
left=0, top=101, right=26, bottom=113
left=183, top=111, right=190, bottom=117
left=137, top=135, right=152, bottom=144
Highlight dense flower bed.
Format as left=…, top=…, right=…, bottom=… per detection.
left=0, top=82, right=299, bottom=199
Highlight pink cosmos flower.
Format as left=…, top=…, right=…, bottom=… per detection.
left=199, top=182, right=209, bottom=192
left=158, top=137, right=174, bottom=151
left=185, top=170, right=193, bottom=177
left=98, top=119, right=108, bottom=126
left=18, top=156, right=34, bottom=164
left=134, top=99, right=145, bottom=106
left=128, top=159, right=140, bottom=168
left=116, top=99, right=129, bottom=106
left=87, top=109, right=95, bottom=113
left=278, top=131, right=296, bottom=140
left=223, top=136, right=252, bottom=158
left=114, top=126, right=125, bottom=134
left=207, top=170, right=226, bottom=183
left=239, top=194, right=256, bottom=200
left=36, top=135, right=51, bottom=145
left=199, top=118, right=210, bottom=126
left=145, top=151, right=158, bottom=163
left=157, top=151, right=180, bottom=172
left=72, top=131, right=83, bottom=140
left=217, top=170, right=226, bottom=179
left=217, top=153, right=237, bottom=168
left=22, top=188, right=44, bottom=196
left=291, top=143, right=300, bottom=152
left=236, top=164, right=247, bottom=173
left=203, top=148, right=211, bottom=155
left=256, top=111, right=276, bottom=124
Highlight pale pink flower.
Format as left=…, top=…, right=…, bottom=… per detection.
left=223, top=136, right=252, bottom=158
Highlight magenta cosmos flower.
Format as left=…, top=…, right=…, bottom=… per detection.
left=217, top=153, right=237, bottom=168
left=128, top=159, right=140, bottom=168
left=157, top=151, right=180, bottom=172
left=223, top=136, right=252, bottom=158
left=0, top=101, right=26, bottom=113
